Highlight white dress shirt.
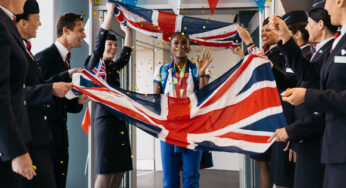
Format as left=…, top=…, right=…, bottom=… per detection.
left=55, top=41, right=69, bottom=62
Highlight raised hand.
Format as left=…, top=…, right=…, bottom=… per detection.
left=237, top=25, right=254, bottom=46
left=106, top=2, right=116, bottom=15
left=52, top=82, right=73, bottom=98
left=11, top=153, right=36, bottom=180
left=196, top=48, right=213, bottom=76
left=269, top=15, right=292, bottom=44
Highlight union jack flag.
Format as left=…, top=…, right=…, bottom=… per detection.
left=91, top=60, right=107, bottom=80
left=69, top=55, right=286, bottom=154
left=109, top=0, right=242, bottom=48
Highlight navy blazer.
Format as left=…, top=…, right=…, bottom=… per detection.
left=0, top=9, right=31, bottom=161
left=24, top=45, right=71, bottom=147
left=85, top=28, right=132, bottom=118
left=301, top=44, right=314, bottom=61
left=279, top=37, right=334, bottom=159
left=305, top=33, right=346, bottom=164
left=35, top=44, right=83, bottom=148
left=266, top=46, right=297, bottom=124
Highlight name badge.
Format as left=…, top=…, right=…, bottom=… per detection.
left=334, top=56, right=346, bottom=64
left=285, top=67, right=294, bottom=73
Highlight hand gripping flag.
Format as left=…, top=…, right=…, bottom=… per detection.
left=108, top=0, right=242, bottom=48
left=68, top=55, right=286, bottom=154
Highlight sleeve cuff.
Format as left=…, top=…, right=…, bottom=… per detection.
left=305, top=89, right=320, bottom=110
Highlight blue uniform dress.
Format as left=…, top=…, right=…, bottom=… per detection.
left=153, top=60, right=212, bottom=188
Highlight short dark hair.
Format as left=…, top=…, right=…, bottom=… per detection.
left=309, top=8, right=338, bottom=34
left=169, top=32, right=190, bottom=43
left=56, top=13, right=83, bottom=38
left=287, top=22, right=310, bottom=43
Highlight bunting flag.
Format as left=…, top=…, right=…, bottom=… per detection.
left=255, top=0, right=267, bottom=14
left=68, top=55, right=286, bottom=154
left=108, top=0, right=241, bottom=48
left=208, top=0, right=219, bottom=15
left=81, top=107, right=90, bottom=135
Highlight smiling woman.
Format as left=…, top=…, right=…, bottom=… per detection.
left=84, top=2, right=134, bottom=188
left=153, top=32, right=214, bottom=188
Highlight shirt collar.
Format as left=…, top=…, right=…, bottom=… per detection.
left=55, top=41, right=69, bottom=61
left=269, top=44, right=277, bottom=51
left=300, top=44, right=310, bottom=50
left=340, top=25, right=346, bottom=36
left=0, top=5, right=15, bottom=20
left=315, top=37, right=334, bottom=52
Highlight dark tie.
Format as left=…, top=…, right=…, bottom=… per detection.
left=65, top=52, right=71, bottom=69
left=26, top=40, right=31, bottom=51
left=24, top=40, right=34, bottom=57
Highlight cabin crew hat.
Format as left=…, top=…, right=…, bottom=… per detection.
left=282, top=10, right=308, bottom=25
left=311, top=0, right=325, bottom=11
left=16, top=0, right=40, bottom=21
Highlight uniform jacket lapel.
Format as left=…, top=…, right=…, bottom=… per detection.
left=322, top=34, right=346, bottom=88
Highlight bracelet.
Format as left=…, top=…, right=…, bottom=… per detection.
left=199, top=74, right=206, bottom=77
left=246, top=42, right=255, bottom=48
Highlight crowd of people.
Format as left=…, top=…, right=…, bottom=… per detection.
left=0, top=0, right=345, bottom=188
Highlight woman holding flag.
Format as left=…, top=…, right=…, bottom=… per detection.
left=84, top=2, right=133, bottom=188
left=153, top=32, right=213, bottom=188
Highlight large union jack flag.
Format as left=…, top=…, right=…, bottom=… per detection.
left=108, top=0, right=242, bottom=48
left=69, top=55, right=286, bottom=154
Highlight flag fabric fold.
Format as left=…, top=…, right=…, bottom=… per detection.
left=70, top=55, right=286, bottom=155
left=108, top=0, right=242, bottom=48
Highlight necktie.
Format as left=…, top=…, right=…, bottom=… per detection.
left=65, top=52, right=71, bottom=69
left=12, top=16, right=16, bottom=24
left=334, top=32, right=341, bottom=39
left=25, top=40, right=33, bottom=57
left=312, top=43, right=318, bottom=57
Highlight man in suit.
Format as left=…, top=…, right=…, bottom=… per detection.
left=0, top=0, right=37, bottom=187
left=15, top=0, right=83, bottom=187
left=35, top=13, right=89, bottom=188
left=277, top=0, right=346, bottom=187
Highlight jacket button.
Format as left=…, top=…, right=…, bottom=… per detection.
left=47, top=104, right=50, bottom=108
left=44, top=116, right=47, bottom=120
left=24, top=100, right=26, bottom=105
left=0, top=152, right=2, bottom=157
left=23, top=84, right=26, bottom=89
